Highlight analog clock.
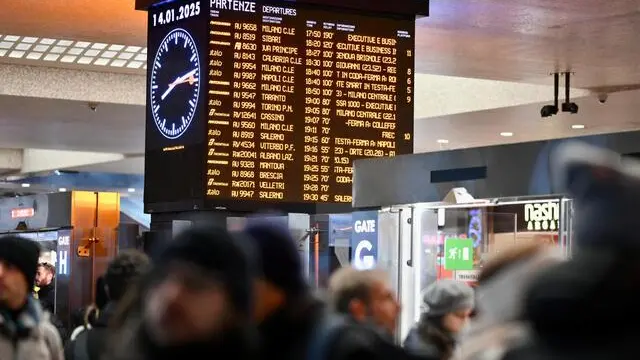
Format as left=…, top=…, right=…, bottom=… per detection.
left=150, top=28, right=201, bottom=140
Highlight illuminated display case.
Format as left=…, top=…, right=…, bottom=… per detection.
left=377, top=195, right=574, bottom=341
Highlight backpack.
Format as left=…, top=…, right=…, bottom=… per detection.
left=72, top=327, right=107, bottom=360
left=306, top=314, right=349, bottom=360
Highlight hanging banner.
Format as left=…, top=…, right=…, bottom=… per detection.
left=351, top=211, right=379, bottom=270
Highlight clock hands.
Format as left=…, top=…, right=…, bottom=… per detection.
left=160, top=69, right=199, bottom=101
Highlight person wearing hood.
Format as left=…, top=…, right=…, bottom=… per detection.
left=506, top=142, right=640, bottom=359
left=404, top=280, right=474, bottom=360
left=65, top=250, right=150, bottom=360
left=103, top=226, right=259, bottom=360
left=454, top=242, right=563, bottom=360
left=242, top=220, right=325, bottom=360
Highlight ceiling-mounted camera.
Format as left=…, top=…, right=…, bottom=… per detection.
left=541, top=73, right=559, bottom=118
left=597, top=93, right=608, bottom=104
left=540, top=72, right=578, bottom=117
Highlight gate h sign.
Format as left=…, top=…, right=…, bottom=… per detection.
left=444, top=238, right=474, bottom=270
left=351, top=211, right=379, bottom=270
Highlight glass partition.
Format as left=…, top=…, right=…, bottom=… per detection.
left=410, top=206, right=517, bottom=324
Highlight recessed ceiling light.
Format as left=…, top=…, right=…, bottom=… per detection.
left=77, top=57, right=93, bottom=64
left=571, top=124, right=585, bottom=129
left=84, top=49, right=100, bottom=57
left=4, top=35, right=19, bottom=42
left=57, top=40, right=73, bottom=46
left=33, top=44, right=49, bottom=52
left=125, top=46, right=142, bottom=53
left=110, top=59, right=127, bottom=67
left=0, top=50, right=6, bottom=57
left=128, top=188, right=136, bottom=193
left=127, top=61, right=144, bottom=69
left=0, top=42, right=13, bottom=49
left=500, top=132, right=514, bottom=137
left=135, top=54, right=147, bottom=62
left=22, top=37, right=38, bottom=44
left=75, top=41, right=90, bottom=48
left=58, top=188, right=67, bottom=192
left=67, top=47, right=84, bottom=55
left=60, top=55, right=77, bottom=63
left=94, top=58, right=109, bottom=66
left=118, top=52, right=133, bottom=60
left=15, top=43, right=31, bottom=51
left=21, top=183, right=30, bottom=188
left=8, top=51, right=25, bottom=58
left=436, top=139, right=449, bottom=144
left=109, top=44, right=125, bottom=51
left=91, top=43, right=108, bottom=50
left=39, top=38, right=56, bottom=45
left=26, top=52, right=43, bottom=60
left=43, top=54, right=60, bottom=61
left=50, top=46, right=66, bottom=54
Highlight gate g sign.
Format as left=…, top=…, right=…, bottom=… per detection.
left=351, top=211, right=378, bottom=270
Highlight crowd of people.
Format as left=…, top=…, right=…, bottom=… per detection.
left=0, top=141, right=638, bottom=360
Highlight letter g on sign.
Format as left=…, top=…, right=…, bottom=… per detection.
left=354, top=240, right=375, bottom=270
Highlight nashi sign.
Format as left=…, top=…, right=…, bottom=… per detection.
left=524, top=201, right=559, bottom=231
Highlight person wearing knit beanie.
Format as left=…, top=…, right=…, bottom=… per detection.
left=404, top=280, right=475, bottom=360
left=0, top=235, right=41, bottom=311
left=104, top=226, right=259, bottom=360
left=242, top=219, right=325, bottom=360
left=0, top=235, right=65, bottom=360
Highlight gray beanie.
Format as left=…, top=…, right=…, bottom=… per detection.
left=423, top=280, right=475, bottom=316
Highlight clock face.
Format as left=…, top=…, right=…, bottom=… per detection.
left=150, top=28, right=201, bottom=140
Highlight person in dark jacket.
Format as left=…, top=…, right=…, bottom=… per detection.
left=65, top=251, right=150, bottom=360
left=503, top=142, right=640, bottom=360
left=35, top=262, right=56, bottom=313
left=404, top=280, right=474, bottom=360
left=326, top=266, right=432, bottom=360
left=103, top=226, right=259, bottom=360
left=243, top=220, right=325, bottom=360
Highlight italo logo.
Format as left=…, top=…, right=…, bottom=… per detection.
left=353, top=219, right=377, bottom=270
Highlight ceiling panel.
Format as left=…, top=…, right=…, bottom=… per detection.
left=416, top=0, right=640, bottom=88
left=414, top=89, right=640, bottom=153
left=0, top=95, right=144, bottom=154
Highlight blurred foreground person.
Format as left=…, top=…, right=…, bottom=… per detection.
left=243, top=221, right=324, bottom=360
left=69, top=275, right=109, bottom=342
left=325, top=266, right=430, bottom=360
left=66, top=251, right=150, bottom=360
left=404, top=280, right=474, bottom=360
left=327, top=267, right=400, bottom=338
left=505, top=142, right=640, bottom=359
left=455, top=243, right=563, bottom=360
left=0, top=236, right=64, bottom=359
left=104, top=227, right=258, bottom=360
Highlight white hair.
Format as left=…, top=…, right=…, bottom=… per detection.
left=327, top=266, right=389, bottom=314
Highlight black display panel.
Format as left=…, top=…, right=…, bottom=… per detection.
left=145, top=1, right=208, bottom=209
left=145, top=0, right=415, bottom=213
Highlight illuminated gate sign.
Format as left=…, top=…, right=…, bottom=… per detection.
left=524, top=201, right=559, bottom=231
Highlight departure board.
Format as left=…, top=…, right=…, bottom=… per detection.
left=205, top=1, right=414, bottom=205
